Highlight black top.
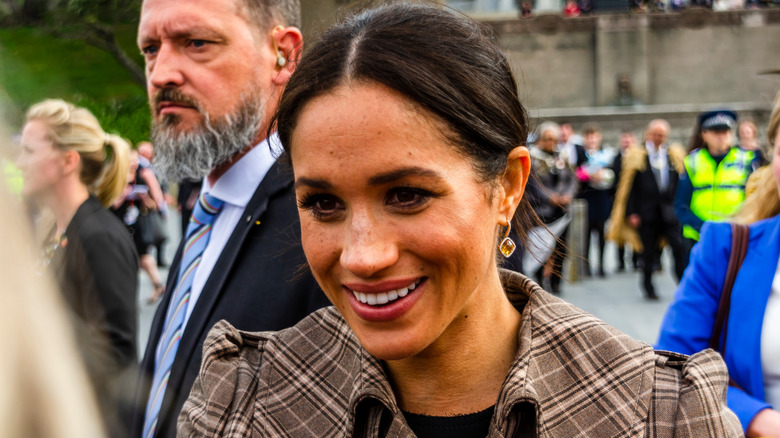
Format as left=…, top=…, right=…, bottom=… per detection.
left=48, top=195, right=139, bottom=434
left=403, top=406, right=495, bottom=438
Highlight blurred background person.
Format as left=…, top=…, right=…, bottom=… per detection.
left=136, top=141, right=169, bottom=267
left=527, top=121, right=577, bottom=294
left=617, top=120, right=686, bottom=300
left=111, top=150, right=166, bottom=303
left=675, top=109, right=755, bottom=269
left=657, top=94, right=780, bottom=437
left=558, top=121, right=582, bottom=168
left=738, top=119, right=768, bottom=167
left=15, top=99, right=138, bottom=435
left=575, top=123, right=619, bottom=277
left=175, top=178, right=201, bottom=237
left=611, top=129, right=641, bottom=272
left=0, top=159, right=105, bottom=438
left=563, top=0, right=581, bottom=15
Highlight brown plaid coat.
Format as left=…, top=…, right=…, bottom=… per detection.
left=179, top=270, right=742, bottom=437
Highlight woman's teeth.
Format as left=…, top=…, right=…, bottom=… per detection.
left=353, top=280, right=420, bottom=306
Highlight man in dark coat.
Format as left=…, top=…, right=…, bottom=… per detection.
left=128, top=1, right=330, bottom=437
left=625, top=119, right=687, bottom=300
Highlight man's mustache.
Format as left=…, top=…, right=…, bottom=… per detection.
left=152, top=88, right=202, bottom=113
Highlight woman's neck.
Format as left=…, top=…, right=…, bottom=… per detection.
left=44, top=179, right=90, bottom=237
left=385, top=272, right=521, bottom=416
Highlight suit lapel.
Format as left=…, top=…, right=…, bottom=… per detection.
left=131, top=234, right=186, bottom=434
left=159, top=160, right=293, bottom=421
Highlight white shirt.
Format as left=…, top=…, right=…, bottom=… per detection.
left=646, top=141, right=669, bottom=191
left=761, top=256, right=780, bottom=408
left=155, top=134, right=281, bottom=361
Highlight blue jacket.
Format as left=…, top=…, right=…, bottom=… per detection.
left=656, top=214, right=780, bottom=431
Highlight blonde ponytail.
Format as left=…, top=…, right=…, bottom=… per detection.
left=734, top=91, right=780, bottom=225
left=96, top=134, right=130, bottom=206
left=25, top=99, right=130, bottom=206
left=735, top=165, right=780, bottom=225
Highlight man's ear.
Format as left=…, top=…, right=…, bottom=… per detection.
left=497, top=146, right=530, bottom=225
left=271, top=25, right=303, bottom=86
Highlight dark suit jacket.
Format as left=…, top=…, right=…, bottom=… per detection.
left=51, top=195, right=138, bottom=435
left=129, top=160, right=329, bottom=438
left=626, top=153, right=679, bottom=226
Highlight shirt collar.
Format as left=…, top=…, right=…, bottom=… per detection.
left=202, top=133, right=282, bottom=207
left=645, top=141, right=667, bottom=154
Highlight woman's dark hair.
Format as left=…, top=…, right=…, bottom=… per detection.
left=688, top=121, right=705, bottom=154
left=274, top=2, right=537, bottom=242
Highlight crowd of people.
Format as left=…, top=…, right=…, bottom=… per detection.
left=525, top=109, right=763, bottom=302
left=2, top=0, right=780, bottom=437
left=517, top=0, right=768, bottom=18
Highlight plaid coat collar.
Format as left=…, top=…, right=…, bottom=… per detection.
left=179, top=269, right=741, bottom=437
left=336, top=270, right=657, bottom=436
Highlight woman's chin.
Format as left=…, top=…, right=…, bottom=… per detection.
left=354, top=331, right=427, bottom=362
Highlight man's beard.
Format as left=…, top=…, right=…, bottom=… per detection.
left=151, top=89, right=265, bottom=182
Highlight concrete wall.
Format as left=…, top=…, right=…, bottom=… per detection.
left=300, top=0, right=343, bottom=36
left=297, top=4, right=779, bottom=144
left=489, top=9, right=780, bottom=110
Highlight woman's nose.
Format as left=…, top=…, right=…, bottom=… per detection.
left=339, top=214, right=398, bottom=278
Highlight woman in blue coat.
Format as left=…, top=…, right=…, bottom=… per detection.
left=657, top=93, right=780, bottom=436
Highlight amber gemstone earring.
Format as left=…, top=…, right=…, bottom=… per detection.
left=498, top=223, right=516, bottom=258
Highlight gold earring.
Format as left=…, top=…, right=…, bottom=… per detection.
left=498, top=223, right=516, bottom=258
left=276, top=51, right=286, bottom=67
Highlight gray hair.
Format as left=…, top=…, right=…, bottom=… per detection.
left=152, top=91, right=265, bottom=181
left=536, top=121, right=561, bottom=139
left=240, top=0, right=301, bottom=30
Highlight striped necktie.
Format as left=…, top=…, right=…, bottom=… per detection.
left=142, top=192, right=224, bottom=438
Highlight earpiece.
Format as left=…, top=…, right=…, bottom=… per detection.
left=276, top=51, right=287, bottom=67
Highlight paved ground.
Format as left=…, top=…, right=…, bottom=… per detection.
left=136, top=214, right=678, bottom=355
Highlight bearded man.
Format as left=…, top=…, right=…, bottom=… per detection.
left=128, top=1, right=329, bottom=437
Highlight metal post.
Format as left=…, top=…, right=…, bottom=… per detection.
left=568, top=199, right=588, bottom=283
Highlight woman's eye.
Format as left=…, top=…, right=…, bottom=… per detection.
left=315, top=197, right=339, bottom=212
left=387, top=187, right=433, bottom=209
left=298, top=194, right=344, bottom=220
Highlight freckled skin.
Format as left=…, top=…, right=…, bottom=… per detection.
left=290, top=83, right=512, bottom=362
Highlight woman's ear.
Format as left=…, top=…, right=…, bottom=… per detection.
left=61, top=149, right=81, bottom=177
left=497, top=146, right=530, bottom=224
left=271, top=25, right=303, bottom=86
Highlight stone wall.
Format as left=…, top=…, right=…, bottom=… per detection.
left=488, top=9, right=780, bottom=109
left=298, top=4, right=779, bottom=144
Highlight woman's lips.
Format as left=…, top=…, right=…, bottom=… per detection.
left=344, top=278, right=426, bottom=322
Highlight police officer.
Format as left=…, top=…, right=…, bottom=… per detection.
left=674, top=109, right=755, bottom=269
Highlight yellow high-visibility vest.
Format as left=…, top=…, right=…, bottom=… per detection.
left=682, top=147, right=753, bottom=241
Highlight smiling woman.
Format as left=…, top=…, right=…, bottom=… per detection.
left=179, top=3, right=742, bottom=437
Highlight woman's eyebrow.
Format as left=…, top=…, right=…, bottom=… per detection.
left=367, top=167, right=441, bottom=186
left=295, top=177, right=331, bottom=190
left=295, top=167, right=442, bottom=190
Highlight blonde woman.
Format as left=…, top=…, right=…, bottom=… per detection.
left=658, top=92, right=780, bottom=436
left=16, top=99, right=138, bottom=431
left=0, top=172, right=105, bottom=438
